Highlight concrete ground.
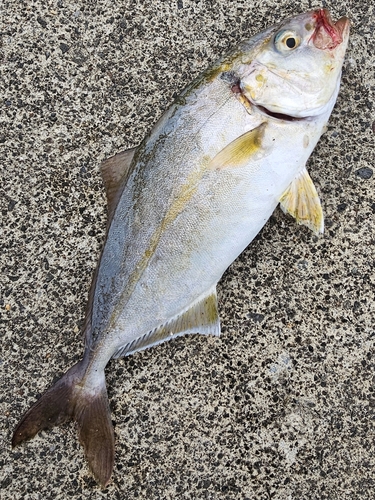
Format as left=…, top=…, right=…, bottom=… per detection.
left=1, top=0, right=374, bottom=499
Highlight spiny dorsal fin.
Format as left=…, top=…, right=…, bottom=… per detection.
left=279, top=166, right=324, bottom=235
left=101, top=147, right=137, bottom=223
left=208, top=122, right=266, bottom=170
left=113, top=286, right=220, bottom=358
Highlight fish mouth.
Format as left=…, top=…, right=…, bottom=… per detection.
left=311, top=9, right=350, bottom=50
left=255, top=105, right=302, bottom=122
left=231, top=79, right=305, bottom=122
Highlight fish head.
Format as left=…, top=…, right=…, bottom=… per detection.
left=239, top=9, right=350, bottom=118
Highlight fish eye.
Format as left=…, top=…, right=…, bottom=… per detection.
left=274, top=30, right=301, bottom=52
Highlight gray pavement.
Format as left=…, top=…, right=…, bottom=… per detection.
left=1, top=1, right=374, bottom=499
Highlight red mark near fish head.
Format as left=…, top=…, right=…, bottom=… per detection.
left=311, top=9, right=346, bottom=50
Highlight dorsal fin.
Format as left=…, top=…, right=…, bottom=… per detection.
left=82, top=148, right=138, bottom=348
left=100, top=147, right=137, bottom=223
left=112, top=286, right=220, bottom=358
left=279, top=166, right=324, bottom=235
left=208, top=122, right=266, bottom=170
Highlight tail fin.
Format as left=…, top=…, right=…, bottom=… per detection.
left=12, top=360, right=115, bottom=487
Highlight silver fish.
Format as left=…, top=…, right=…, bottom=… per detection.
left=13, top=9, right=350, bottom=487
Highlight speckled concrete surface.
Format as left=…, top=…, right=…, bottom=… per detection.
left=1, top=1, right=374, bottom=499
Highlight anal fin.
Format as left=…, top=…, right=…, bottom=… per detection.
left=279, top=166, right=324, bottom=235
left=113, top=285, right=220, bottom=358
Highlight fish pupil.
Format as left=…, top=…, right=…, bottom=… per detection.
left=286, top=37, right=296, bottom=48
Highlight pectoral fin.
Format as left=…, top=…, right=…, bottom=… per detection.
left=279, top=167, right=324, bottom=235
left=208, top=123, right=266, bottom=170
left=101, top=147, right=137, bottom=223
left=113, top=286, right=220, bottom=358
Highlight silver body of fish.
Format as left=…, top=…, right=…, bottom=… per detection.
left=13, top=9, right=350, bottom=487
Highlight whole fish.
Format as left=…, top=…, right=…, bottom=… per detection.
left=13, top=9, right=350, bottom=487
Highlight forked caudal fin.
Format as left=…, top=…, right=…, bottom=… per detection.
left=12, top=360, right=115, bottom=488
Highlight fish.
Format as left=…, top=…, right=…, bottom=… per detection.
left=12, top=8, right=350, bottom=487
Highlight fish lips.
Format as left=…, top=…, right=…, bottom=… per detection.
left=311, top=9, right=350, bottom=50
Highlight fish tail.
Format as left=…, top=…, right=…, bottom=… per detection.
left=12, top=360, right=115, bottom=487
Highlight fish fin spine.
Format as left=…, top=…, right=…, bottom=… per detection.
left=12, top=360, right=114, bottom=488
